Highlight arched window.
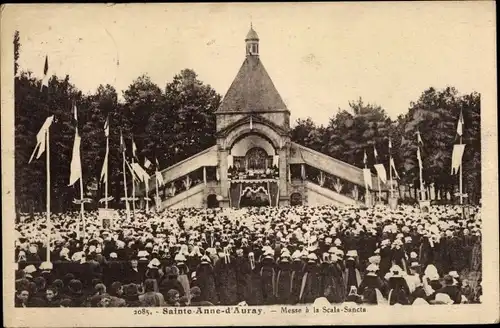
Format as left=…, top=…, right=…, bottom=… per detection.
left=290, top=193, right=302, bottom=206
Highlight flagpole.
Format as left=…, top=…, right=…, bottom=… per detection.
left=45, top=128, right=51, bottom=262
left=79, top=145, right=85, bottom=240
left=389, top=157, right=394, bottom=199
left=131, top=155, right=136, bottom=215
left=459, top=133, right=463, bottom=206
left=105, top=131, right=109, bottom=209
left=419, top=146, right=424, bottom=201
left=122, top=133, right=130, bottom=221
left=145, top=179, right=149, bottom=212
left=155, top=167, right=159, bottom=209
left=377, top=176, right=382, bottom=202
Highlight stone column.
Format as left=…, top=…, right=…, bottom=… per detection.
left=218, top=142, right=230, bottom=208
left=278, top=140, right=289, bottom=206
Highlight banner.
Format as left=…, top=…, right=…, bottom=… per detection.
left=374, top=164, right=387, bottom=184
left=98, top=208, right=120, bottom=229
left=451, top=144, right=466, bottom=174
left=363, top=169, right=373, bottom=190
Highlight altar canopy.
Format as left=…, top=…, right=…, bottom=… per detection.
left=229, top=180, right=279, bottom=208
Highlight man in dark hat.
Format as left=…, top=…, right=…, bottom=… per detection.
left=435, top=274, right=462, bottom=304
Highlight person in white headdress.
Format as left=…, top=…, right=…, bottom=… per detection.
left=299, top=253, right=321, bottom=304
left=275, top=249, right=293, bottom=304
left=386, top=265, right=410, bottom=305
left=358, top=263, right=387, bottom=304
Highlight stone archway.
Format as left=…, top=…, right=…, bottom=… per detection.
left=207, top=194, right=219, bottom=208
left=224, top=122, right=283, bottom=151
left=290, top=192, right=303, bottom=206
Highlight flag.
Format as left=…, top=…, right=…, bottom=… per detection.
left=127, top=161, right=140, bottom=183
left=69, top=129, right=82, bottom=186
left=29, top=116, right=54, bottom=163
left=388, top=138, right=392, bottom=149
left=373, top=145, right=378, bottom=160
left=390, top=157, right=400, bottom=179
left=417, top=147, right=422, bottom=169
left=416, top=130, right=423, bottom=145
left=456, top=110, right=464, bottom=137
left=40, top=56, right=49, bottom=91
left=131, top=163, right=150, bottom=182
left=363, top=168, right=373, bottom=189
left=374, top=164, right=387, bottom=184
left=155, top=171, right=165, bottom=187
left=100, top=146, right=108, bottom=183
left=119, top=131, right=125, bottom=154
left=104, top=116, right=109, bottom=137
left=144, top=157, right=152, bottom=169
left=363, top=150, right=367, bottom=166
left=451, top=144, right=466, bottom=175
left=131, top=137, right=137, bottom=159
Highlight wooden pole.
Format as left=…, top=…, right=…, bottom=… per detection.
left=122, top=136, right=130, bottom=221
left=46, top=128, right=51, bottom=262
left=105, top=132, right=109, bottom=209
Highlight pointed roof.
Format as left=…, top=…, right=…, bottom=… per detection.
left=217, top=55, right=288, bottom=113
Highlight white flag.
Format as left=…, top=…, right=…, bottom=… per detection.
left=457, top=110, right=464, bottom=137
left=363, top=150, right=367, bottom=166
left=390, top=157, right=400, bottom=179
left=40, top=56, right=49, bottom=91
left=127, top=161, right=140, bottom=183
left=451, top=144, right=466, bottom=175
left=363, top=168, right=373, bottom=190
left=104, top=117, right=109, bottom=137
left=155, top=170, right=165, bottom=187
left=144, top=157, right=152, bottom=169
left=68, top=129, right=82, bottom=186
left=417, top=147, right=423, bottom=170
left=131, top=163, right=150, bottom=182
left=373, top=145, right=378, bottom=159
left=132, top=138, right=138, bottom=159
left=417, top=131, right=423, bottom=145
left=374, top=164, right=387, bottom=184
left=29, top=115, right=54, bottom=163
left=100, top=144, right=109, bottom=183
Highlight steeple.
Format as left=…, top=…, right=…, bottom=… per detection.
left=245, top=24, right=259, bottom=56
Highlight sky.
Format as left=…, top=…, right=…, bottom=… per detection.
left=6, top=2, right=496, bottom=125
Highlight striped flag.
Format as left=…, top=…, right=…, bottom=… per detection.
left=68, top=105, right=82, bottom=186
left=457, top=109, right=464, bottom=137
left=40, top=56, right=49, bottom=91
left=100, top=119, right=109, bottom=183
left=28, top=116, right=54, bottom=163
left=104, top=116, right=109, bottom=137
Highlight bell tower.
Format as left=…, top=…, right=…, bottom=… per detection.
left=245, top=23, right=259, bottom=56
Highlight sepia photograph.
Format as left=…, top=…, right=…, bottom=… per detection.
left=1, top=2, right=498, bottom=326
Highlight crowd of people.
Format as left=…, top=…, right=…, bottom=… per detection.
left=14, top=204, right=482, bottom=308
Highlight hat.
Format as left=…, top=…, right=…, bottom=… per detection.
left=24, top=264, right=37, bottom=274
left=433, top=293, right=453, bottom=305
left=443, top=275, right=454, bottom=286
left=200, top=255, right=211, bottom=263
left=412, top=298, right=429, bottom=305
left=410, top=252, right=418, bottom=259
left=109, top=252, right=118, bottom=259
left=291, top=250, right=302, bottom=260
left=39, top=261, right=53, bottom=271
left=307, top=253, right=317, bottom=262
left=328, top=247, right=337, bottom=254
left=346, top=250, right=358, bottom=258
left=148, top=258, right=161, bottom=269
left=334, top=238, right=341, bottom=246
left=366, top=263, right=379, bottom=273
left=137, top=250, right=149, bottom=259
left=410, top=261, right=420, bottom=268
left=368, top=255, right=381, bottom=265
left=448, top=271, right=459, bottom=278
